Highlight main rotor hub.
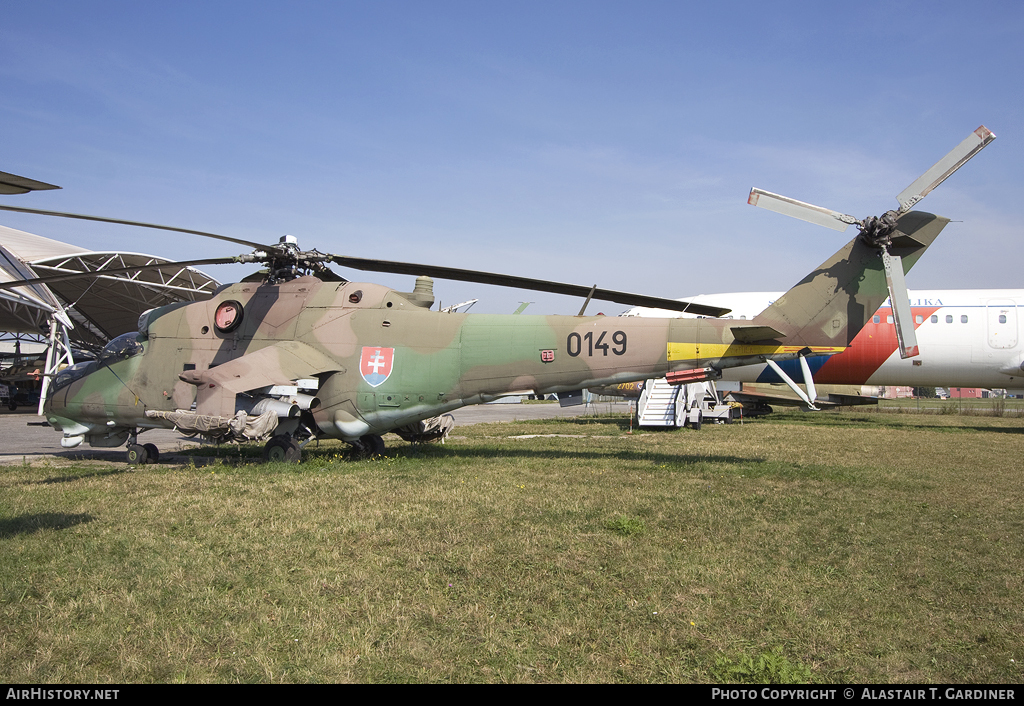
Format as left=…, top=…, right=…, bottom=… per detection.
left=256, top=238, right=338, bottom=284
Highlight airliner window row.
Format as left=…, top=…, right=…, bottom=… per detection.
left=872, top=314, right=981, bottom=324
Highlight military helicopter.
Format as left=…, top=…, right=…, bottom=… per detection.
left=0, top=127, right=992, bottom=463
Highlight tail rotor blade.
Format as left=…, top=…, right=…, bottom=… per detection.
left=881, top=250, right=920, bottom=359
left=747, top=188, right=859, bottom=232
left=896, top=126, right=996, bottom=212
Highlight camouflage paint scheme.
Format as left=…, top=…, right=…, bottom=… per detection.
left=44, top=211, right=947, bottom=452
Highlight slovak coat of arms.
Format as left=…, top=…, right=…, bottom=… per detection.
left=360, top=347, right=395, bottom=387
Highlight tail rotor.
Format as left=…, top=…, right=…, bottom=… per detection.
left=748, top=126, right=996, bottom=359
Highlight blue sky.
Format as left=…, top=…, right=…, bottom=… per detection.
left=2, top=1, right=1021, bottom=314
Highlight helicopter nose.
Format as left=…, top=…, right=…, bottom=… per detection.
left=42, top=378, right=72, bottom=422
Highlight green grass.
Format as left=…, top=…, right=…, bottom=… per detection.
left=877, top=397, right=1024, bottom=417
left=605, top=515, right=647, bottom=537
left=712, top=646, right=813, bottom=684
left=1, top=409, right=1022, bottom=683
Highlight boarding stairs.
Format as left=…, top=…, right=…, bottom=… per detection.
left=637, top=378, right=733, bottom=429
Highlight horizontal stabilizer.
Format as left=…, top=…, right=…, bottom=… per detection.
left=730, top=325, right=786, bottom=342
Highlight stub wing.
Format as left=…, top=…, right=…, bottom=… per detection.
left=180, top=340, right=342, bottom=416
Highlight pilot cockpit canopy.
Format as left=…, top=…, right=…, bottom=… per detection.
left=99, top=332, right=144, bottom=363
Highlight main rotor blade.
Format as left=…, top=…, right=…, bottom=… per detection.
left=0, top=204, right=268, bottom=250
left=0, top=171, right=61, bottom=195
left=0, top=257, right=240, bottom=292
left=881, top=250, right=919, bottom=359
left=747, top=188, right=858, bottom=232
left=896, top=126, right=996, bottom=212
left=330, top=255, right=731, bottom=317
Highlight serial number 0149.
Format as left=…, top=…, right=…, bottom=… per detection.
left=566, top=330, right=627, bottom=357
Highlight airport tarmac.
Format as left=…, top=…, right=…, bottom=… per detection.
left=0, top=400, right=632, bottom=465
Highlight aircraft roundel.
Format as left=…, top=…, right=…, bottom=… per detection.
left=360, top=346, right=395, bottom=387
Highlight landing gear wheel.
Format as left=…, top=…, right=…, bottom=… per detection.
left=263, top=435, right=301, bottom=463
left=692, top=411, right=702, bottom=431
left=126, top=444, right=149, bottom=465
left=143, top=443, right=160, bottom=463
left=352, top=434, right=385, bottom=459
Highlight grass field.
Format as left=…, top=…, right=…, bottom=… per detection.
left=1, top=408, right=1022, bottom=683
left=876, top=397, right=1024, bottom=416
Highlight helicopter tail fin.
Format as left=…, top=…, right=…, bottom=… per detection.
left=749, top=211, right=949, bottom=349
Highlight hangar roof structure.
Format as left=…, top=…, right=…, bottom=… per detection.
left=0, top=223, right=220, bottom=349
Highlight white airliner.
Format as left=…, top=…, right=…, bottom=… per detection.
left=623, top=290, right=1024, bottom=390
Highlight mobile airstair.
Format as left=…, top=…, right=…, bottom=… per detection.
left=637, top=378, right=733, bottom=429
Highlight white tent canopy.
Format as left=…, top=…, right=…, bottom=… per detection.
left=0, top=224, right=220, bottom=349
